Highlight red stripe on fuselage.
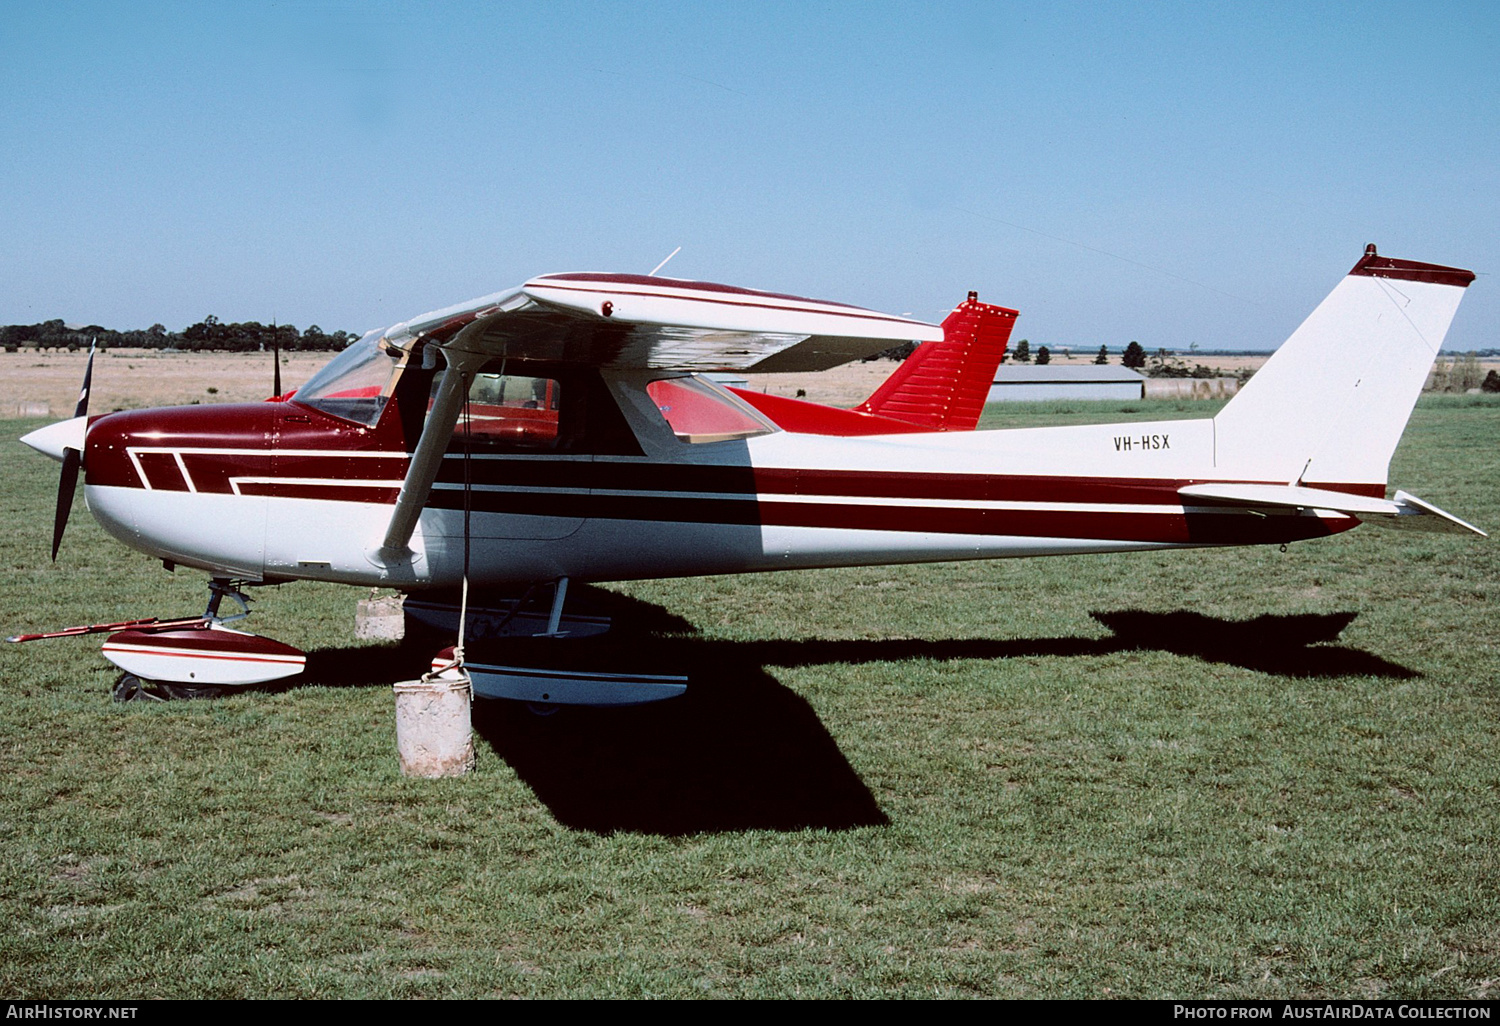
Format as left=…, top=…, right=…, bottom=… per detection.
left=235, top=482, right=403, bottom=503
left=421, top=486, right=1356, bottom=545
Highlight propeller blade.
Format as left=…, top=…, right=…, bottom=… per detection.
left=272, top=326, right=282, bottom=396
left=52, top=448, right=80, bottom=561
left=52, top=341, right=95, bottom=560
left=73, top=339, right=95, bottom=418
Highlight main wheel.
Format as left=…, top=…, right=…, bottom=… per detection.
left=111, top=673, right=226, bottom=702
left=112, top=673, right=164, bottom=703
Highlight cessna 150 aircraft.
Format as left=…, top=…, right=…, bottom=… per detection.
left=13, top=245, right=1484, bottom=705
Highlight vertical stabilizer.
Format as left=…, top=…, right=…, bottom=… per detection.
left=1213, top=246, right=1473, bottom=489
left=855, top=294, right=1017, bottom=431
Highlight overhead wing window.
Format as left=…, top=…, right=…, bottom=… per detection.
left=293, top=330, right=405, bottom=427
left=646, top=375, right=777, bottom=444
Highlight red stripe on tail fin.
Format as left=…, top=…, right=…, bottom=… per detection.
left=854, top=294, right=1017, bottom=431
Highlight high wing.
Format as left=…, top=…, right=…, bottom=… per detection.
left=380, top=272, right=944, bottom=373
left=377, top=273, right=943, bottom=557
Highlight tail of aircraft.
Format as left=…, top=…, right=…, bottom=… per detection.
left=1212, top=245, right=1474, bottom=491
left=855, top=293, right=1018, bottom=431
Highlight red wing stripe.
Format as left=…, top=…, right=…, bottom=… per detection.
left=533, top=272, right=868, bottom=308
left=527, top=282, right=933, bottom=330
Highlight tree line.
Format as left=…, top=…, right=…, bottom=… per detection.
left=1005, top=339, right=1230, bottom=377
left=1, top=317, right=359, bottom=353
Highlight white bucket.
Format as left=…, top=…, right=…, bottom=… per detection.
left=392, top=675, right=474, bottom=778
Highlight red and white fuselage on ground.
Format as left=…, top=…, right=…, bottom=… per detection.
left=78, top=405, right=1312, bottom=589
left=37, top=250, right=1483, bottom=595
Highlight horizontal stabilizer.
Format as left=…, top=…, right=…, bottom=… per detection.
left=855, top=293, right=1018, bottom=430
left=1179, top=483, right=1397, bottom=515
left=1178, top=484, right=1486, bottom=537
left=1385, top=490, right=1489, bottom=537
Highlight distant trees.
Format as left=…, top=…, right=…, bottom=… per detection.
left=1012, top=338, right=1031, bottom=363
left=1122, top=341, right=1146, bottom=369
left=1035, top=345, right=1050, bottom=365
left=1145, top=347, right=1223, bottom=379
left=1428, top=352, right=1486, bottom=393
left=1094, top=345, right=1109, bottom=365
left=0, top=316, right=356, bottom=352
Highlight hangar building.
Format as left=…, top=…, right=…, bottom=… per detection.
left=986, top=365, right=1147, bottom=402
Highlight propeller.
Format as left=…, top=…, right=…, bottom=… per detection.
left=272, top=320, right=282, bottom=396
left=51, top=340, right=95, bottom=561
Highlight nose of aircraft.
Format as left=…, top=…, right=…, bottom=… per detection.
left=19, top=415, right=88, bottom=463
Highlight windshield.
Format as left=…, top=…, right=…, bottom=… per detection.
left=293, top=331, right=406, bottom=427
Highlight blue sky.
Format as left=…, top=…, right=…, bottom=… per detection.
left=3, top=1, right=1496, bottom=351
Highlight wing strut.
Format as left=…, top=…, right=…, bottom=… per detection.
left=379, top=338, right=490, bottom=557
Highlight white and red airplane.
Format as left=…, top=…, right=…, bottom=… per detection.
left=13, top=245, right=1484, bottom=704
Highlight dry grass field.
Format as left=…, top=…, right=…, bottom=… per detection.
left=1, top=348, right=334, bottom=416
left=5, top=348, right=913, bottom=414
left=8, top=348, right=1492, bottom=420
left=1, top=347, right=1266, bottom=416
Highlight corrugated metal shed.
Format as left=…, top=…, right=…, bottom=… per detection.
left=987, top=365, right=1146, bottom=402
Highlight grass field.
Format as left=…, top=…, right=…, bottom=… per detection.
left=1, top=397, right=1496, bottom=999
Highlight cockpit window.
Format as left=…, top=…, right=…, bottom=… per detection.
left=293, top=331, right=405, bottom=427
left=646, top=375, right=777, bottom=443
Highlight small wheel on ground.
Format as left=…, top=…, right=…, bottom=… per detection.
left=111, top=673, right=226, bottom=702
left=112, top=673, right=165, bottom=703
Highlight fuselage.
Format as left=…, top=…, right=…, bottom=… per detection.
left=78, top=356, right=1362, bottom=589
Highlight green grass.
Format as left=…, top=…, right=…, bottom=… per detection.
left=1, top=397, right=1497, bottom=998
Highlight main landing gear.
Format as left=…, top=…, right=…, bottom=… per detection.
left=16, top=573, right=685, bottom=708
left=110, top=673, right=227, bottom=703
left=425, top=576, right=688, bottom=709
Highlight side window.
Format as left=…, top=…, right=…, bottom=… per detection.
left=458, top=373, right=561, bottom=448
left=646, top=376, right=777, bottom=444
left=409, top=356, right=642, bottom=456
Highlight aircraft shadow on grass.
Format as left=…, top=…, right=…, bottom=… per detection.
left=288, top=591, right=1414, bottom=835
left=298, top=635, right=890, bottom=836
